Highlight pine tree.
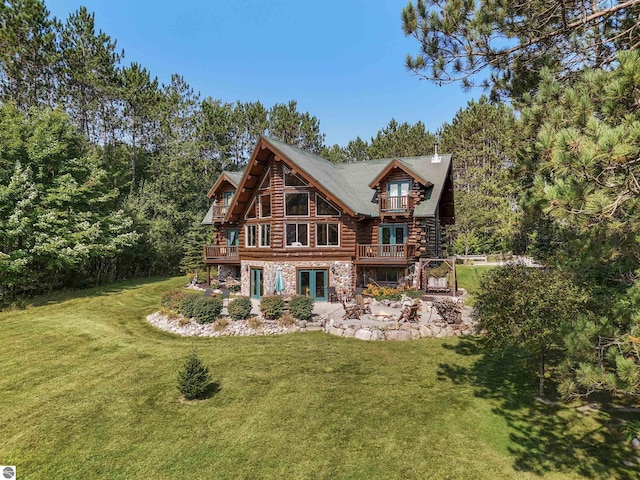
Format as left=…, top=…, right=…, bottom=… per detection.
left=177, top=350, right=211, bottom=400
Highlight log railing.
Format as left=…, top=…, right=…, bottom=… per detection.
left=378, top=195, right=413, bottom=213
left=356, top=243, right=416, bottom=261
left=203, top=245, right=239, bottom=260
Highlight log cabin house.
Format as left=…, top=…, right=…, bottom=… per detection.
left=202, top=136, right=454, bottom=300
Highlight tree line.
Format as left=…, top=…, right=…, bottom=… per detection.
left=0, top=0, right=522, bottom=304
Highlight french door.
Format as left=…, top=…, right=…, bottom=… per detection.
left=379, top=224, right=406, bottom=257
left=297, top=269, right=328, bottom=301
left=250, top=268, right=263, bottom=299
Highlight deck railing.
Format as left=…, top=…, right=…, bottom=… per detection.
left=378, top=195, right=413, bottom=213
left=356, top=243, right=416, bottom=261
left=210, top=205, right=228, bottom=219
left=203, top=245, right=239, bottom=260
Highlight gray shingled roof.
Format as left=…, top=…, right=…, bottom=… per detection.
left=201, top=170, right=244, bottom=224
left=262, top=136, right=452, bottom=217
left=203, top=137, right=452, bottom=223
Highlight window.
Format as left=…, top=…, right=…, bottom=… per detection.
left=246, top=224, right=257, bottom=247
left=284, top=166, right=307, bottom=186
left=259, top=224, right=271, bottom=247
left=286, top=223, right=309, bottom=246
left=373, top=267, right=404, bottom=284
left=316, top=223, right=339, bottom=246
left=223, top=191, right=234, bottom=205
left=259, top=194, right=271, bottom=218
left=259, top=168, right=271, bottom=189
left=285, top=192, right=309, bottom=216
left=245, top=199, right=256, bottom=219
left=316, top=194, right=339, bottom=216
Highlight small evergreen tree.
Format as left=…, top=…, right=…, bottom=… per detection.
left=177, top=349, right=210, bottom=400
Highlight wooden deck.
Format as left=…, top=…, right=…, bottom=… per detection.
left=355, top=243, right=417, bottom=264
left=203, top=245, right=239, bottom=264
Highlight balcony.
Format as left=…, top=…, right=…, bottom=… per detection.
left=203, top=245, right=239, bottom=264
left=210, top=205, right=228, bottom=221
left=356, top=243, right=417, bottom=264
left=378, top=195, right=413, bottom=217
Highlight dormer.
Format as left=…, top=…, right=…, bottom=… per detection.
left=201, top=171, right=242, bottom=224
left=368, top=159, right=432, bottom=218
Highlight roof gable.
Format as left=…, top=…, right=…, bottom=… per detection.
left=367, top=158, right=433, bottom=189
left=206, top=171, right=242, bottom=198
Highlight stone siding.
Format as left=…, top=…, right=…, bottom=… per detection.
left=240, top=260, right=354, bottom=297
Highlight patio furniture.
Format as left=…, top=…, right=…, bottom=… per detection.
left=355, top=294, right=372, bottom=314
left=327, top=286, right=338, bottom=303
left=342, top=301, right=361, bottom=320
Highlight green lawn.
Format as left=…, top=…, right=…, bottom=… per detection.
left=0, top=277, right=635, bottom=479
left=456, top=265, right=495, bottom=304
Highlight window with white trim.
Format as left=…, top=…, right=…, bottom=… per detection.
left=259, top=224, right=271, bottom=247
left=246, top=224, right=257, bottom=247
left=316, top=223, right=339, bottom=246
left=259, top=194, right=271, bottom=218
left=285, top=192, right=309, bottom=216
left=259, top=168, right=271, bottom=189
left=284, top=165, right=307, bottom=186
left=285, top=223, right=309, bottom=247
left=245, top=198, right=256, bottom=219
left=316, top=194, right=339, bottom=216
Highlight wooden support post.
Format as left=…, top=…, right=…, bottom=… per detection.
left=451, top=257, right=457, bottom=296
left=206, top=265, right=211, bottom=286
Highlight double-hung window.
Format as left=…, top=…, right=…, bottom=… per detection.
left=246, top=224, right=257, bottom=247
left=286, top=223, right=308, bottom=247
left=259, top=224, right=271, bottom=247
left=316, top=223, right=339, bottom=247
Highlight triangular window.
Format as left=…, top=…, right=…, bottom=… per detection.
left=284, top=165, right=307, bottom=187
left=245, top=198, right=256, bottom=219
left=259, top=168, right=271, bottom=189
left=316, top=194, right=339, bottom=216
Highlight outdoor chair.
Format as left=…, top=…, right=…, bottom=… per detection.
left=327, top=286, right=338, bottom=303
left=355, top=294, right=372, bottom=314
left=342, top=300, right=361, bottom=320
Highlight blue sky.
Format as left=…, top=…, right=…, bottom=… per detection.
left=48, top=0, right=478, bottom=147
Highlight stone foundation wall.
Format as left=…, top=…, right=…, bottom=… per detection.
left=217, top=264, right=240, bottom=281
left=240, top=260, right=354, bottom=298
left=323, top=318, right=475, bottom=340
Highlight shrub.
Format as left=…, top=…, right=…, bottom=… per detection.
left=177, top=350, right=210, bottom=400
left=260, top=295, right=285, bottom=319
left=289, top=295, right=314, bottom=321
left=178, top=294, right=201, bottom=318
left=161, top=288, right=191, bottom=311
left=228, top=283, right=241, bottom=292
left=159, top=307, right=179, bottom=320
left=227, top=296, right=253, bottom=320
left=278, top=312, right=296, bottom=327
left=404, top=288, right=423, bottom=299
left=192, top=296, right=223, bottom=324
left=213, top=317, right=229, bottom=331
left=210, top=280, right=221, bottom=289
left=248, top=317, right=263, bottom=330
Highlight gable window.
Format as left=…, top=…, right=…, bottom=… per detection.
left=316, top=194, right=340, bottom=216
left=223, top=191, right=234, bottom=205
left=260, top=224, right=271, bottom=247
left=316, top=223, right=339, bottom=247
left=285, top=223, right=309, bottom=247
left=259, top=168, right=271, bottom=189
left=284, top=166, right=307, bottom=186
left=246, top=224, right=257, bottom=247
left=259, top=194, right=271, bottom=218
left=285, top=192, right=309, bottom=216
left=245, top=199, right=256, bottom=219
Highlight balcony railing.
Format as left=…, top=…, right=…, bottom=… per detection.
left=356, top=243, right=416, bottom=262
left=203, top=245, right=239, bottom=261
left=378, top=195, right=413, bottom=214
left=210, top=205, right=228, bottom=220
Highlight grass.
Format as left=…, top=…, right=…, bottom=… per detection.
left=456, top=264, right=495, bottom=305
left=0, top=277, right=636, bottom=479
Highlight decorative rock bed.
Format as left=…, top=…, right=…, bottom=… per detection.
left=146, top=312, right=295, bottom=337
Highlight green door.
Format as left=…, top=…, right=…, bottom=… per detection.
left=250, top=268, right=263, bottom=299
left=298, top=269, right=328, bottom=301
left=379, top=224, right=406, bottom=257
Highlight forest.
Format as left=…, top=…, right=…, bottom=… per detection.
left=1, top=0, right=640, bottom=397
